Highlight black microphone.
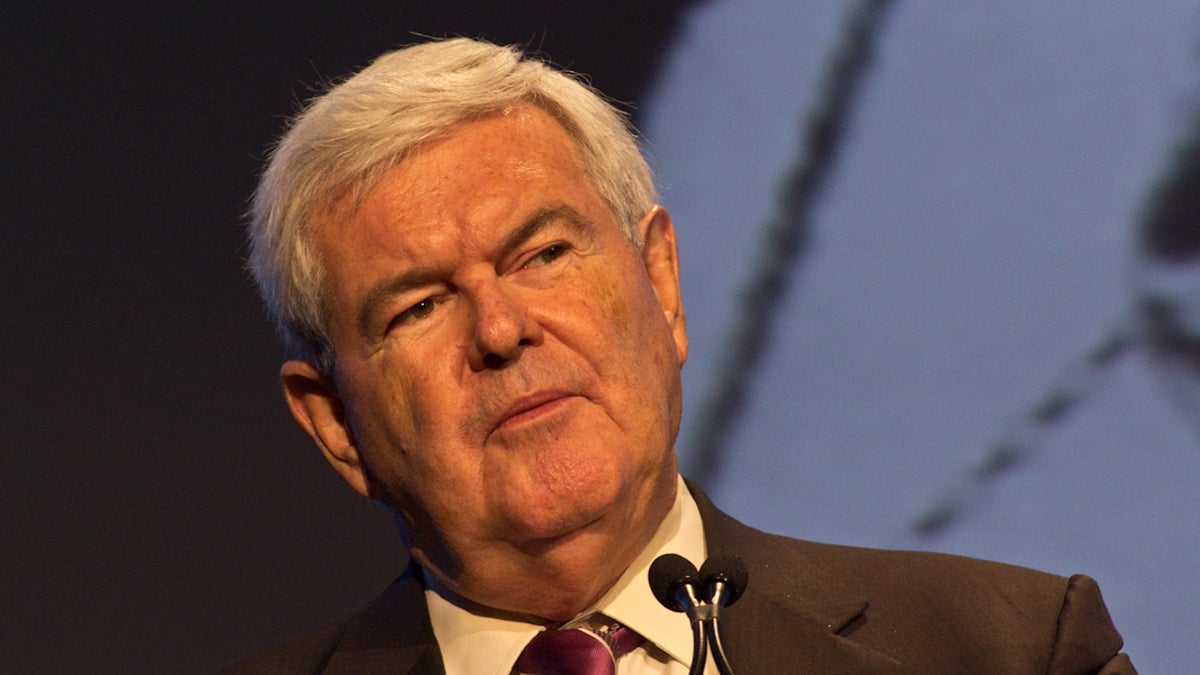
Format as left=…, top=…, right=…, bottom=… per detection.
left=648, top=554, right=709, bottom=675
left=699, top=553, right=748, bottom=675
left=699, top=553, right=748, bottom=612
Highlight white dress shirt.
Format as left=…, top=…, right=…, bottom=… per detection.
left=424, top=474, right=716, bottom=674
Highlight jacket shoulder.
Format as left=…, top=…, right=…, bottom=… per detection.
left=213, top=567, right=439, bottom=675
left=689, top=481, right=1132, bottom=672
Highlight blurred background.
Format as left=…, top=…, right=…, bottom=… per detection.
left=6, top=2, right=1198, bottom=672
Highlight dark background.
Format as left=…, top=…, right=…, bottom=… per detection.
left=4, top=3, right=699, bottom=672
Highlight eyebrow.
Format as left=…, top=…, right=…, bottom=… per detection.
left=498, top=204, right=593, bottom=254
left=354, top=204, right=595, bottom=338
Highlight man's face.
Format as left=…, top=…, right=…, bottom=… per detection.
left=284, top=104, right=688, bottom=617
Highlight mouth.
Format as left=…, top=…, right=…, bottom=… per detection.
left=494, top=390, right=578, bottom=433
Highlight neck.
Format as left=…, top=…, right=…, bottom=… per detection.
left=417, top=476, right=678, bottom=620
left=418, top=520, right=654, bottom=620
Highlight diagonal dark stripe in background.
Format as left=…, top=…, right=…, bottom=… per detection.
left=684, top=0, right=897, bottom=487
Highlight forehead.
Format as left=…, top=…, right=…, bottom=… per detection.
left=320, top=104, right=607, bottom=259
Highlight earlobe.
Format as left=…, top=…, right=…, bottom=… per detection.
left=639, top=205, right=689, bottom=364
left=280, top=360, right=381, bottom=499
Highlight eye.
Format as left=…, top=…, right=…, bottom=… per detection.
left=393, top=297, right=438, bottom=327
left=524, top=243, right=569, bottom=268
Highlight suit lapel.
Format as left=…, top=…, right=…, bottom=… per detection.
left=690, top=482, right=906, bottom=673
left=322, top=565, right=446, bottom=675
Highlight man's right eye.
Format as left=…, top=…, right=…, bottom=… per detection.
left=394, top=298, right=437, bottom=326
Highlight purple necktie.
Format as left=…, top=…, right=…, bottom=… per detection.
left=515, top=625, right=643, bottom=675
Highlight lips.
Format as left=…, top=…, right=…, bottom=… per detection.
left=494, top=390, right=576, bottom=432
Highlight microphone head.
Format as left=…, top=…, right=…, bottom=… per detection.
left=648, top=553, right=700, bottom=612
left=699, top=553, right=749, bottom=607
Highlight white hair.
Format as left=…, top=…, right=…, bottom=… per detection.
left=248, top=38, right=658, bottom=372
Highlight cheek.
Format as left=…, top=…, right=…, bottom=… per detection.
left=591, top=270, right=681, bottom=414
left=587, top=264, right=645, bottom=335
left=605, top=268, right=673, bottom=356
left=346, top=365, right=474, bottom=519
left=342, top=358, right=435, bottom=466
left=372, top=340, right=461, bottom=415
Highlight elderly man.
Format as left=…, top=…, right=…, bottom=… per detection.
left=229, top=38, right=1134, bottom=674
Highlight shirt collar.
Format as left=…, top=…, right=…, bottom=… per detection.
left=425, top=475, right=707, bottom=674
left=585, top=474, right=706, bottom=666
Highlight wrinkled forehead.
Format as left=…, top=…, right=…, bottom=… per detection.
left=321, top=104, right=602, bottom=241
left=327, top=99, right=589, bottom=222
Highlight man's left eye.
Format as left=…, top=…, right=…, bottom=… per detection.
left=525, top=243, right=569, bottom=267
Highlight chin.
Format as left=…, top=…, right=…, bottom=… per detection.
left=524, top=440, right=623, bottom=507
left=508, top=485, right=619, bottom=542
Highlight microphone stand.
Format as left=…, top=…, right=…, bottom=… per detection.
left=704, top=580, right=736, bottom=675
left=673, top=583, right=710, bottom=675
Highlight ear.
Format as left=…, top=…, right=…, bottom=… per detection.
left=639, top=205, right=688, bottom=364
left=280, top=360, right=381, bottom=499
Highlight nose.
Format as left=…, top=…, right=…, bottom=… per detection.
left=466, top=278, right=543, bottom=370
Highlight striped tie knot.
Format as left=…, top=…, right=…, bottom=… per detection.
left=515, top=624, right=643, bottom=675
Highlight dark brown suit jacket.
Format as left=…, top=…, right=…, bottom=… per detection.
left=221, top=484, right=1135, bottom=674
